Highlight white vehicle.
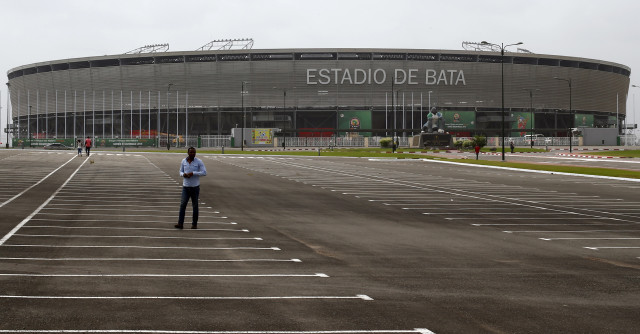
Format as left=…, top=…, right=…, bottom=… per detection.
left=523, top=134, right=544, bottom=140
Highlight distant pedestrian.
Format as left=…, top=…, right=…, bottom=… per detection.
left=77, top=139, right=82, bottom=156
left=510, top=141, right=514, bottom=153
left=167, top=140, right=171, bottom=150
left=84, top=136, right=92, bottom=156
left=475, top=144, right=480, bottom=160
left=175, top=147, right=207, bottom=230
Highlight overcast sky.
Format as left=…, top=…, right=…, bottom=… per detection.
left=2, top=0, right=639, bottom=136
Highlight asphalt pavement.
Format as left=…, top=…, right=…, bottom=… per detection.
left=0, top=148, right=639, bottom=333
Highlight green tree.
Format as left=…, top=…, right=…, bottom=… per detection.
left=472, top=135, right=487, bottom=149
left=379, top=137, right=393, bottom=148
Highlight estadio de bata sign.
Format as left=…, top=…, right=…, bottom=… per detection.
left=306, top=68, right=466, bottom=86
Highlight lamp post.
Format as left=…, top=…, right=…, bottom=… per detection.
left=28, top=105, right=32, bottom=141
left=391, top=77, right=397, bottom=149
left=166, top=83, right=174, bottom=149
left=157, top=95, right=160, bottom=147
left=522, top=88, right=540, bottom=148
left=5, top=83, right=9, bottom=148
left=283, top=89, right=286, bottom=149
left=241, top=81, right=248, bottom=151
left=481, top=41, right=523, bottom=161
left=630, top=85, right=639, bottom=145
left=554, top=77, right=572, bottom=153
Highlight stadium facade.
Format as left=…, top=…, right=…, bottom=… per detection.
left=5, top=48, right=631, bottom=145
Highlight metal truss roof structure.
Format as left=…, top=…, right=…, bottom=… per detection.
left=196, top=38, right=254, bottom=51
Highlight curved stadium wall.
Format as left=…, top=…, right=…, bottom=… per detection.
left=6, top=48, right=631, bottom=141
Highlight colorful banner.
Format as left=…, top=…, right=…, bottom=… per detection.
left=443, top=111, right=475, bottom=130
left=338, top=110, right=372, bottom=136
left=13, top=138, right=157, bottom=148
left=511, top=112, right=533, bottom=136
left=575, top=114, right=594, bottom=127
left=252, top=129, right=273, bottom=145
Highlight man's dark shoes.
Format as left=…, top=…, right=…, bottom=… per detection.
left=174, top=224, right=183, bottom=229
left=191, top=225, right=198, bottom=229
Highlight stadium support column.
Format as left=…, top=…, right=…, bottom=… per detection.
left=5, top=83, right=9, bottom=148
left=241, top=81, right=249, bottom=151
left=554, top=77, right=572, bottom=153
left=522, top=88, right=540, bottom=148
left=157, top=92, right=160, bottom=147
left=167, top=83, right=174, bottom=148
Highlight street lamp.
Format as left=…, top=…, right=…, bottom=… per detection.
left=522, top=88, right=540, bottom=148
left=282, top=89, right=286, bottom=149
left=554, top=77, right=572, bottom=153
left=481, top=41, right=523, bottom=161
left=241, top=81, right=249, bottom=151
left=28, top=105, right=32, bottom=140
left=5, top=83, right=9, bottom=148
left=630, top=85, right=639, bottom=145
left=166, top=83, right=174, bottom=149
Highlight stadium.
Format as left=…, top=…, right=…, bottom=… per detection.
left=5, top=40, right=632, bottom=147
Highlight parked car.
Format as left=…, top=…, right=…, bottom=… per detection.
left=44, top=143, right=73, bottom=150
left=523, top=134, right=544, bottom=140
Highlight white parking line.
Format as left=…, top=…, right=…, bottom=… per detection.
left=12, top=234, right=263, bottom=240
left=584, top=247, right=640, bottom=250
left=0, top=294, right=371, bottom=300
left=0, top=329, right=434, bottom=334
left=472, top=223, right=624, bottom=226
left=0, top=158, right=88, bottom=246
left=2, top=244, right=280, bottom=250
left=35, top=213, right=228, bottom=219
left=0, top=257, right=302, bottom=262
left=28, top=219, right=235, bottom=224
left=0, top=155, right=78, bottom=208
left=21, top=226, right=249, bottom=232
left=540, top=237, right=640, bottom=241
left=505, top=229, right=640, bottom=234
left=0, top=273, right=328, bottom=277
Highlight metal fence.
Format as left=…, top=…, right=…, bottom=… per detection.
left=459, top=136, right=578, bottom=147
left=200, top=135, right=231, bottom=148
left=194, top=135, right=587, bottom=148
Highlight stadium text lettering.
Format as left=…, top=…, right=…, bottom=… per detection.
left=306, top=68, right=466, bottom=86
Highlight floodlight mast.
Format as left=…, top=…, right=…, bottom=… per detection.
left=196, top=38, right=254, bottom=51
left=125, top=44, right=170, bottom=54
left=462, top=41, right=534, bottom=54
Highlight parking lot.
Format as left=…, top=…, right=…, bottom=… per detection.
left=0, top=149, right=639, bottom=333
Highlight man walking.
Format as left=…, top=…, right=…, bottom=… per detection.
left=84, top=136, right=92, bottom=156
left=175, top=147, right=207, bottom=229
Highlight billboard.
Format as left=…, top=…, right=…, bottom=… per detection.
left=252, top=129, right=273, bottom=145
left=443, top=111, right=475, bottom=130
left=338, top=110, right=372, bottom=136
left=511, top=112, right=533, bottom=136
left=575, top=113, right=594, bottom=127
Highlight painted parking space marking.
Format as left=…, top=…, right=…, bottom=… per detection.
left=2, top=244, right=280, bottom=250
left=11, top=234, right=263, bottom=240
left=1, top=153, right=379, bottom=332
left=0, top=329, right=433, bottom=334
left=0, top=154, right=78, bottom=208
left=0, top=157, right=88, bottom=246
left=0, top=294, right=371, bottom=300
left=212, top=156, right=640, bottom=262
left=0, top=257, right=302, bottom=262
left=0, top=273, right=328, bottom=277
left=21, top=226, right=248, bottom=232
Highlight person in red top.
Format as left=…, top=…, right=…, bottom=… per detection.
left=84, top=136, right=92, bottom=156
left=475, top=144, right=480, bottom=160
